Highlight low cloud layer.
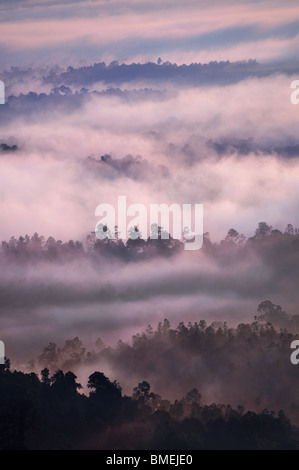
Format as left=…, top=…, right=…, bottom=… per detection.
left=0, top=69, right=298, bottom=242
left=1, top=0, right=299, bottom=66
left=2, top=3, right=299, bottom=448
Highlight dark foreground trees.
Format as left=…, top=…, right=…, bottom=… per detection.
left=0, top=361, right=298, bottom=450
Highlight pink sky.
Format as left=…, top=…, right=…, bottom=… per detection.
left=1, top=0, right=299, bottom=66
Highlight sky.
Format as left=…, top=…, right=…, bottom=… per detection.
left=0, top=0, right=299, bottom=67
left=0, top=0, right=299, bottom=368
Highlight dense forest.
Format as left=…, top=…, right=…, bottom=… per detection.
left=0, top=303, right=298, bottom=450
left=0, top=357, right=298, bottom=450
left=2, top=222, right=299, bottom=449
left=1, top=221, right=299, bottom=262
left=33, top=305, right=299, bottom=422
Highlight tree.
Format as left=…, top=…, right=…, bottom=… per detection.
left=255, top=222, right=272, bottom=238
left=224, top=228, right=246, bottom=245
left=133, top=381, right=151, bottom=402
left=88, top=371, right=122, bottom=402
left=51, top=370, right=82, bottom=398
left=225, top=228, right=239, bottom=243
left=38, top=342, right=58, bottom=371
left=41, top=368, right=50, bottom=386
left=285, top=224, right=294, bottom=236
left=185, top=388, right=201, bottom=405
left=0, top=357, right=10, bottom=375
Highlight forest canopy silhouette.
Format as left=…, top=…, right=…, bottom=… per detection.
left=2, top=296, right=299, bottom=451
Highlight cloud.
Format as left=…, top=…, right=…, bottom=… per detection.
left=2, top=0, right=299, bottom=432
left=1, top=224, right=299, bottom=373
left=85, top=153, right=170, bottom=182
left=1, top=0, right=299, bottom=66
left=0, top=44, right=299, bottom=385
left=0, top=71, right=299, bottom=244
